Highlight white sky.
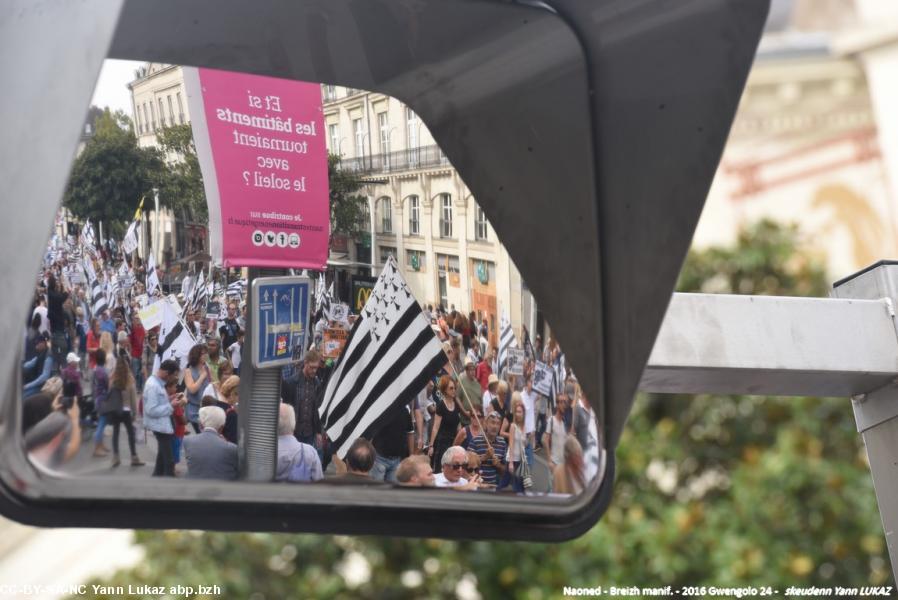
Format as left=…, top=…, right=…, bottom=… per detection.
left=89, top=59, right=143, bottom=116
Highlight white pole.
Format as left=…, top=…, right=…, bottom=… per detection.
left=153, top=187, right=160, bottom=265
left=369, top=195, right=376, bottom=277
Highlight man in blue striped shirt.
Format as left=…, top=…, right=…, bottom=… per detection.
left=469, top=411, right=507, bottom=488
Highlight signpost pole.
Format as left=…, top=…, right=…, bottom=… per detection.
left=238, top=267, right=285, bottom=481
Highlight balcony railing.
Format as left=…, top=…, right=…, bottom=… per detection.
left=336, top=144, right=451, bottom=175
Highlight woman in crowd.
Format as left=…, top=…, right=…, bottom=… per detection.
left=453, top=404, right=483, bottom=451
left=553, top=435, right=586, bottom=495
left=427, top=375, right=461, bottom=471
left=493, top=380, right=511, bottom=438
left=506, top=393, right=531, bottom=492
left=141, top=330, right=159, bottom=383
left=184, top=343, right=210, bottom=433
left=217, top=375, right=240, bottom=444
left=107, top=350, right=144, bottom=467
left=92, top=348, right=110, bottom=456
left=202, top=360, right=234, bottom=401
left=99, top=331, right=116, bottom=373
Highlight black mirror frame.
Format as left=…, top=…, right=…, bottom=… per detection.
left=0, top=0, right=766, bottom=540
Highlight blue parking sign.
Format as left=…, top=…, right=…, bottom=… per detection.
left=250, top=276, right=311, bottom=369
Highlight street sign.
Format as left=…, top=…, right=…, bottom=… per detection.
left=250, top=275, right=311, bottom=369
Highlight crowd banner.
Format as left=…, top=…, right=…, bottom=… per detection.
left=507, top=348, right=526, bottom=376
left=532, top=361, right=554, bottom=396
left=184, top=67, right=330, bottom=269
left=321, top=327, right=348, bottom=359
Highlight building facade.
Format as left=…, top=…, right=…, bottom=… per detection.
left=127, top=63, right=206, bottom=271
left=322, top=85, right=535, bottom=344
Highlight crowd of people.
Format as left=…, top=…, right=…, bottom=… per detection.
left=23, top=264, right=601, bottom=497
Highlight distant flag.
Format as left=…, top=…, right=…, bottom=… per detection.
left=155, top=298, right=199, bottom=371
left=122, top=220, right=139, bottom=254
left=314, top=275, right=327, bottom=314
left=226, top=279, right=247, bottom=298
left=522, top=324, right=535, bottom=361
left=133, top=196, right=145, bottom=221
left=188, top=269, right=208, bottom=315
left=322, top=281, right=335, bottom=319
left=319, top=256, right=447, bottom=459
left=91, top=273, right=108, bottom=316
left=146, top=253, right=160, bottom=295
left=497, top=314, right=517, bottom=376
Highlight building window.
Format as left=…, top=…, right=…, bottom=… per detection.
left=149, top=102, right=156, bottom=131
left=439, top=194, right=453, bottom=238
left=176, top=92, right=185, bottom=124
left=167, top=95, right=175, bottom=126
left=381, top=198, right=392, bottom=233
left=353, top=118, right=365, bottom=158
left=322, top=85, right=337, bottom=102
left=475, top=206, right=488, bottom=241
left=158, top=98, right=166, bottom=127
left=328, top=123, right=339, bottom=154
left=406, top=249, right=426, bottom=271
left=378, top=112, right=390, bottom=154
left=406, top=107, right=419, bottom=166
left=408, top=196, right=420, bottom=235
left=437, top=254, right=460, bottom=274
left=380, top=246, right=396, bottom=265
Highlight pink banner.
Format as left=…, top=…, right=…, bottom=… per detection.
left=187, top=68, right=329, bottom=269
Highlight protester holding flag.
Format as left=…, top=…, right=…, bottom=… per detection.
left=427, top=375, right=462, bottom=471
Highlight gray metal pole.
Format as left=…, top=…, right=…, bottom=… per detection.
left=238, top=267, right=286, bottom=481
left=832, top=261, right=898, bottom=580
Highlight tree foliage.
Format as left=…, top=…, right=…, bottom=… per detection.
left=63, top=109, right=165, bottom=237
left=155, top=124, right=208, bottom=220
left=82, top=224, right=892, bottom=595
left=328, top=153, right=369, bottom=238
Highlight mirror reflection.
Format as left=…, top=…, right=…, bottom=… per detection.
left=22, top=60, right=604, bottom=500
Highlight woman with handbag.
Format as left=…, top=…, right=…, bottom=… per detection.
left=107, top=350, right=145, bottom=467
left=506, top=393, right=533, bottom=492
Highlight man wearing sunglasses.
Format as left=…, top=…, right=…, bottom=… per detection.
left=434, top=446, right=478, bottom=488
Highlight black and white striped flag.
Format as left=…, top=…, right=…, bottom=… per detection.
left=522, top=324, right=535, bottom=361
left=146, top=253, right=160, bottom=295
left=154, top=299, right=199, bottom=371
left=226, top=279, right=246, bottom=298
left=91, top=275, right=108, bottom=316
left=497, top=315, right=517, bottom=376
left=187, top=269, right=208, bottom=315
left=318, top=256, right=447, bottom=459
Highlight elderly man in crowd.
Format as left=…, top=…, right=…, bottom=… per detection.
left=396, top=455, right=435, bottom=487
left=470, top=411, right=508, bottom=488
left=276, top=403, right=323, bottom=483
left=183, top=405, right=238, bottom=480
left=434, top=446, right=481, bottom=489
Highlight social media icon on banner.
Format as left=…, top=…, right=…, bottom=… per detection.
left=265, top=231, right=277, bottom=247
left=288, top=233, right=301, bottom=248
left=276, top=232, right=288, bottom=248
left=252, top=230, right=264, bottom=247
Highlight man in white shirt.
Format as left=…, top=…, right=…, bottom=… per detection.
left=482, top=374, right=499, bottom=415
left=433, top=446, right=480, bottom=490
left=521, top=375, right=538, bottom=441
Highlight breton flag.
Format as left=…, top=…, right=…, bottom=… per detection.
left=122, top=220, right=139, bottom=255
left=146, top=253, right=160, bottom=295
left=318, top=256, right=447, bottom=459
left=80, top=220, right=98, bottom=258
left=522, top=324, right=536, bottom=361
left=321, top=281, right=335, bottom=320
left=226, top=279, right=247, bottom=298
left=186, top=269, right=207, bottom=315
left=497, top=314, right=517, bottom=376
left=314, top=275, right=328, bottom=315
left=154, top=298, right=199, bottom=372
left=82, top=257, right=97, bottom=285
left=91, top=274, right=109, bottom=317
